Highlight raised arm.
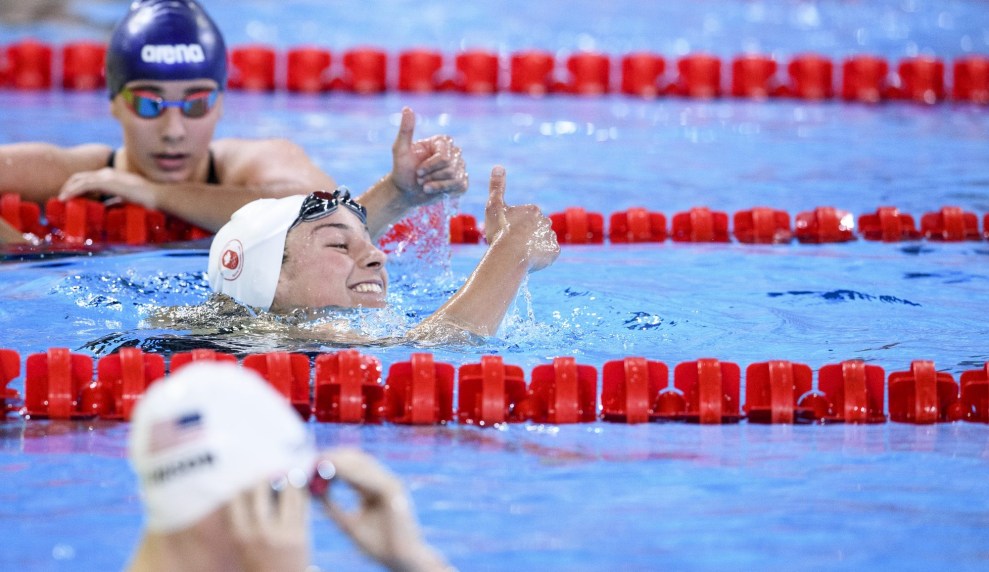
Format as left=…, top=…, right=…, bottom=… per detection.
left=408, top=166, right=559, bottom=340
left=359, top=108, right=468, bottom=240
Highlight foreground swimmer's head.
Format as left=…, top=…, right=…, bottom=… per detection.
left=129, top=362, right=316, bottom=533
left=208, top=188, right=388, bottom=312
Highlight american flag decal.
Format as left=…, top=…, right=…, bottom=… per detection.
left=148, top=411, right=205, bottom=454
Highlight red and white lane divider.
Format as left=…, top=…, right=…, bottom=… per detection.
left=2, top=347, right=987, bottom=426
left=2, top=40, right=988, bottom=104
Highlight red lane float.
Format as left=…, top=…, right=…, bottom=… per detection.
left=600, top=357, right=667, bottom=423
left=399, top=49, right=444, bottom=93
left=62, top=42, right=106, bottom=91
left=858, top=206, right=921, bottom=242
left=953, top=56, right=989, bottom=104
left=621, top=53, right=665, bottom=98
left=895, top=57, right=945, bottom=104
left=457, top=355, right=527, bottom=425
left=245, top=352, right=314, bottom=419
left=342, top=48, right=388, bottom=93
left=795, top=206, right=855, bottom=243
left=608, top=208, right=667, bottom=243
left=45, top=198, right=105, bottom=243
left=733, top=207, right=792, bottom=244
left=816, top=360, right=886, bottom=423
left=449, top=213, right=482, bottom=244
left=510, top=50, right=555, bottom=95
left=787, top=54, right=834, bottom=100
left=228, top=45, right=277, bottom=91
left=731, top=55, right=780, bottom=99
left=566, top=52, right=610, bottom=95
left=6, top=40, right=53, bottom=90
left=92, top=348, right=165, bottom=421
left=286, top=47, right=332, bottom=93
left=385, top=353, right=455, bottom=424
left=744, top=360, right=815, bottom=424
left=887, top=360, right=961, bottom=424
left=842, top=55, right=889, bottom=103
left=104, top=204, right=171, bottom=245
left=528, top=357, right=597, bottom=424
left=674, top=54, right=722, bottom=98
left=314, top=350, right=385, bottom=423
left=549, top=207, right=605, bottom=244
left=959, top=362, right=989, bottom=424
left=24, top=348, right=94, bottom=419
left=920, top=206, right=981, bottom=241
left=671, top=207, right=730, bottom=242
left=1, top=193, right=46, bottom=237
left=455, top=50, right=499, bottom=94
left=660, top=358, right=742, bottom=424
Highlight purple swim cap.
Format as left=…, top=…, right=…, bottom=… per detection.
left=106, top=0, right=227, bottom=98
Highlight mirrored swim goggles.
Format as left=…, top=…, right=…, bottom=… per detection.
left=290, top=187, right=368, bottom=230
left=121, top=87, right=219, bottom=119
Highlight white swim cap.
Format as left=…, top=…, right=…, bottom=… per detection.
left=128, top=362, right=316, bottom=533
left=207, top=195, right=305, bottom=310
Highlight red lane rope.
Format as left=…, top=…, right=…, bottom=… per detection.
left=1, top=347, right=987, bottom=426
left=4, top=194, right=985, bottom=246
left=2, top=40, right=988, bottom=104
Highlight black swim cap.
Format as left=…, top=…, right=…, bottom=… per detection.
left=106, top=0, right=227, bottom=99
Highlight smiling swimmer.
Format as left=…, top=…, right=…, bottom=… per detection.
left=207, top=166, right=560, bottom=340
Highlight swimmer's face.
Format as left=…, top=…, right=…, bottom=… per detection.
left=271, top=207, right=388, bottom=312
left=111, top=78, right=223, bottom=184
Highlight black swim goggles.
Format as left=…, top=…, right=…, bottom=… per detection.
left=121, top=87, right=219, bottom=119
left=289, top=187, right=368, bottom=230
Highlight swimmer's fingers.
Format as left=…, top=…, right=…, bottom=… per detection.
left=484, top=165, right=508, bottom=243
left=58, top=168, right=153, bottom=208
left=391, top=107, right=416, bottom=157
left=230, top=481, right=311, bottom=570
left=411, top=138, right=465, bottom=195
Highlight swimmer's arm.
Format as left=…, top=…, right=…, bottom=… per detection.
left=0, top=142, right=112, bottom=203
left=408, top=237, right=531, bottom=339
left=0, top=217, right=28, bottom=245
left=57, top=138, right=338, bottom=232
left=408, top=166, right=559, bottom=340
left=359, top=174, right=418, bottom=241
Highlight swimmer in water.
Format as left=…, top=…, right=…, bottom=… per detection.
left=207, top=165, right=560, bottom=341
left=0, top=0, right=466, bottom=241
left=128, top=361, right=452, bottom=572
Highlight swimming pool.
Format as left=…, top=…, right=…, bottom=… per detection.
left=2, top=1, right=989, bottom=570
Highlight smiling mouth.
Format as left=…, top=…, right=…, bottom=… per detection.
left=350, top=282, right=384, bottom=294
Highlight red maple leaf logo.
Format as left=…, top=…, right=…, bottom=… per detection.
left=222, top=249, right=240, bottom=270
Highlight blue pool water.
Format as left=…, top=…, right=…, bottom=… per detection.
left=2, top=1, right=989, bottom=570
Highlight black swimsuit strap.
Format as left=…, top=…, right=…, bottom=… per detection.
left=106, top=150, right=220, bottom=184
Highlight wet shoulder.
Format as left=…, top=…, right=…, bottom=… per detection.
left=211, top=137, right=307, bottom=181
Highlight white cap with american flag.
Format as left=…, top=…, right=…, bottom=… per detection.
left=128, top=361, right=316, bottom=533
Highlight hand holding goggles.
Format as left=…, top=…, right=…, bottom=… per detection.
left=121, top=87, right=219, bottom=119
left=290, top=187, right=369, bottom=230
